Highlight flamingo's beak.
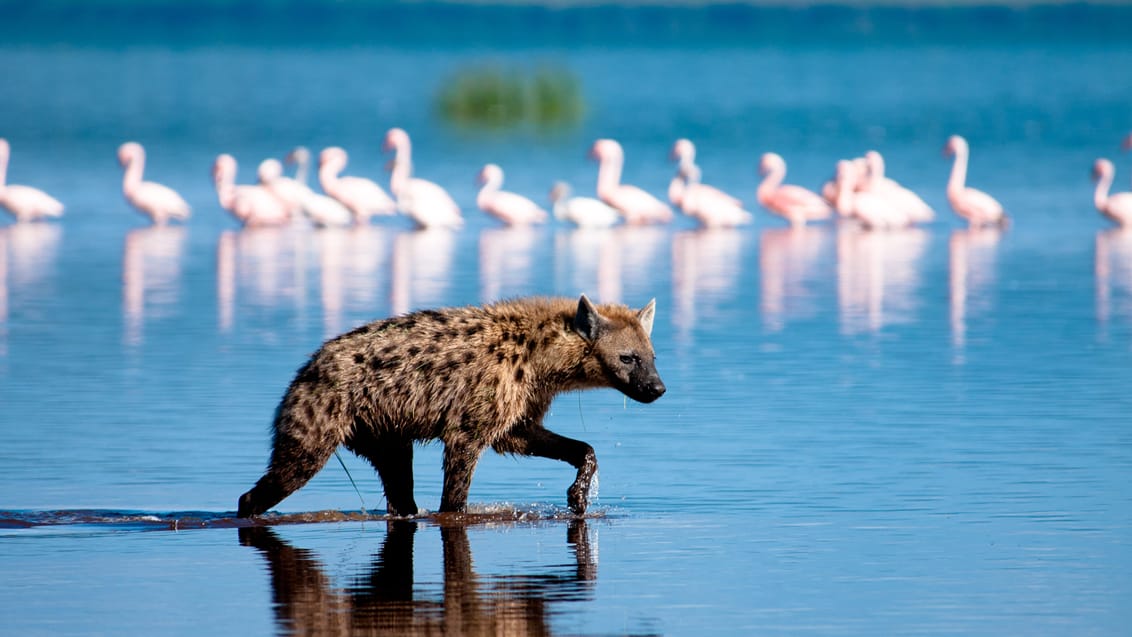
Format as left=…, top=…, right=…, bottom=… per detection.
left=384, top=159, right=396, bottom=173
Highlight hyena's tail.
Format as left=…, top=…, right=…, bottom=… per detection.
left=237, top=419, right=343, bottom=518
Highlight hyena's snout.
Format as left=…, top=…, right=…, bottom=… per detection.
left=632, top=366, right=667, bottom=404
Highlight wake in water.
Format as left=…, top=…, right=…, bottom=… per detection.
left=0, top=504, right=607, bottom=532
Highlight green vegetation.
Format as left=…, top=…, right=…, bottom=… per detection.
left=437, top=64, right=585, bottom=133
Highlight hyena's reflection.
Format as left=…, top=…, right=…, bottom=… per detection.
left=239, top=520, right=596, bottom=636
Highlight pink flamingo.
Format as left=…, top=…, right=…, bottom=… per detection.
left=475, top=164, right=547, bottom=226
left=212, top=154, right=290, bottom=227
left=382, top=128, right=463, bottom=229
left=756, top=152, right=833, bottom=227
left=549, top=182, right=620, bottom=228
left=117, top=142, right=190, bottom=225
left=943, top=135, right=1007, bottom=227
left=1092, top=159, right=1132, bottom=226
left=0, top=139, right=64, bottom=222
left=668, top=139, right=751, bottom=228
left=317, top=146, right=397, bottom=224
left=862, top=150, right=934, bottom=223
left=259, top=159, right=351, bottom=227
left=590, top=138, right=673, bottom=225
left=835, top=160, right=911, bottom=230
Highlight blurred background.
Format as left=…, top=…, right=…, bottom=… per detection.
left=2, top=2, right=1131, bottom=636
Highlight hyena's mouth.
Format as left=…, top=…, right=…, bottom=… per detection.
left=627, top=378, right=666, bottom=404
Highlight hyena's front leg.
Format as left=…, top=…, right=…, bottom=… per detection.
left=493, top=426, right=597, bottom=515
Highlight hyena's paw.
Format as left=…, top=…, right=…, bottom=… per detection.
left=567, top=480, right=590, bottom=515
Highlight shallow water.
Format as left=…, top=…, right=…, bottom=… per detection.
left=2, top=4, right=1132, bottom=635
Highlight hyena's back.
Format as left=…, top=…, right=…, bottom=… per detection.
left=238, top=295, right=665, bottom=518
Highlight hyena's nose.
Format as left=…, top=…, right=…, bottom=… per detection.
left=647, top=378, right=667, bottom=400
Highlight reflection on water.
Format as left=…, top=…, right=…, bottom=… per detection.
left=316, top=226, right=391, bottom=337
left=0, top=223, right=62, bottom=356
left=392, top=229, right=456, bottom=316
left=240, top=520, right=597, bottom=637
left=1095, top=227, right=1132, bottom=326
left=480, top=226, right=540, bottom=303
left=837, top=227, right=928, bottom=334
left=123, top=225, right=185, bottom=346
left=759, top=226, right=829, bottom=332
left=553, top=227, right=621, bottom=304
left=671, top=228, right=744, bottom=336
left=217, top=227, right=307, bottom=332
left=949, top=227, right=1002, bottom=350
left=619, top=226, right=668, bottom=302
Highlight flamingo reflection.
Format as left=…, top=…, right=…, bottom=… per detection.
left=479, top=226, right=542, bottom=302
left=837, top=227, right=928, bottom=334
left=949, top=227, right=1001, bottom=348
left=672, top=228, right=745, bottom=335
left=0, top=223, right=62, bottom=355
left=123, top=225, right=185, bottom=346
left=315, top=226, right=391, bottom=337
left=759, top=226, right=830, bottom=332
left=1096, top=227, right=1132, bottom=325
left=217, top=227, right=306, bottom=332
left=391, top=228, right=456, bottom=316
left=553, top=227, right=622, bottom=305
left=239, top=520, right=596, bottom=637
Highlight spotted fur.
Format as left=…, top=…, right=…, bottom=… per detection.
left=238, top=294, right=665, bottom=517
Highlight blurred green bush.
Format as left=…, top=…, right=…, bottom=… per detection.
left=437, top=65, right=585, bottom=133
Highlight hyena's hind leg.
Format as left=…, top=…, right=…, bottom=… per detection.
left=346, top=428, right=419, bottom=517
left=237, top=426, right=343, bottom=518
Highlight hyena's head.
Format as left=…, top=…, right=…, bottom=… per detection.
left=573, top=294, right=666, bottom=404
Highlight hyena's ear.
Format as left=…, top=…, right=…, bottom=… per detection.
left=573, top=294, right=607, bottom=343
left=637, top=298, right=656, bottom=337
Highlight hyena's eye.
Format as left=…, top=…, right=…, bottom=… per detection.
left=619, top=354, right=637, bottom=365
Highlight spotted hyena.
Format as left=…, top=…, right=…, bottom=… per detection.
left=237, top=294, right=665, bottom=517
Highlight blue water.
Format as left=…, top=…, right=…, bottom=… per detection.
left=2, top=4, right=1132, bottom=635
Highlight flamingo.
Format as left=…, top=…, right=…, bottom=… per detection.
left=835, top=160, right=910, bottom=230
left=382, top=128, right=463, bottom=229
left=548, top=182, right=620, bottom=228
left=590, top=138, right=673, bottom=225
left=259, top=159, right=351, bottom=227
left=670, top=165, right=752, bottom=228
left=117, top=142, right=190, bottom=225
left=943, top=135, right=1007, bottom=228
left=317, top=147, right=396, bottom=224
left=475, top=164, right=547, bottom=226
left=256, top=152, right=308, bottom=218
left=668, top=139, right=751, bottom=228
left=212, top=154, right=290, bottom=227
left=1092, top=159, right=1132, bottom=226
left=0, top=139, right=64, bottom=223
left=862, top=150, right=934, bottom=223
left=756, top=152, right=833, bottom=227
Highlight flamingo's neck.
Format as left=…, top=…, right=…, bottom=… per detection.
left=215, top=164, right=236, bottom=209
left=668, top=174, right=686, bottom=207
left=318, top=159, right=341, bottom=195
left=757, top=164, right=785, bottom=205
left=1094, top=168, right=1113, bottom=212
left=947, top=146, right=969, bottom=197
left=476, top=173, right=501, bottom=209
left=122, top=154, right=145, bottom=196
left=293, top=155, right=308, bottom=185
left=389, top=158, right=411, bottom=198
left=595, top=151, right=622, bottom=198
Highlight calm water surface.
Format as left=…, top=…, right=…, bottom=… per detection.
left=1, top=5, right=1131, bottom=635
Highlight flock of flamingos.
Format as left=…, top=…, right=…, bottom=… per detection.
left=2, top=129, right=1132, bottom=230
